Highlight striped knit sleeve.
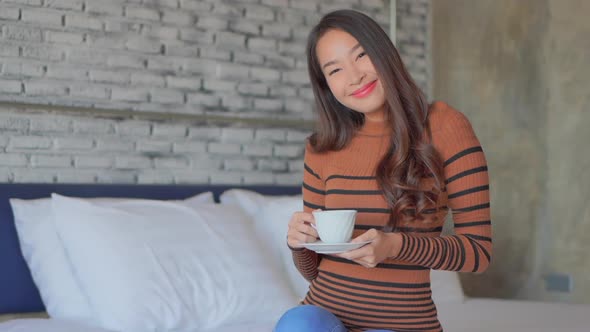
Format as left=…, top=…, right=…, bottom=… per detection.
left=396, top=108, right=492, bottom=273
left=291, top=142, right=324, bottom=281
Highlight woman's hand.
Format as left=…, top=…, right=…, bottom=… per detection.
left=335, top=229, right=403, bottom=268
left=287, top=211, right=319, bottom=249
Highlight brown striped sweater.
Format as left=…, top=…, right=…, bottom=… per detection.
left=293, top=101, right=492, bottom=332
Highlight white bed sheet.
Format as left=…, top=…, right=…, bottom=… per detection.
left=1, top=299, right=589, bottom=332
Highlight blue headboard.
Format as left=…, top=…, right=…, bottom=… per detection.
left=0, top=183, right=301, bottom=315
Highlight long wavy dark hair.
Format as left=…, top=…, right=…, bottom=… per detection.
left=306, top=10, right=445, bottom=231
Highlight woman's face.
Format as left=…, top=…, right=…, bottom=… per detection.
left=315, top=29, right=386, bottom=121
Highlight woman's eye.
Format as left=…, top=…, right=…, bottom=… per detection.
left=328, top=68, right=341, bottom=76
left=357, top=51, right=366, bottom=60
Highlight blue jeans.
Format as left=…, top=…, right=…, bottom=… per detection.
left=274, top=305, right=394, bottom=332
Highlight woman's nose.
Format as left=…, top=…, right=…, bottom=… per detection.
left=348, top=66, right=365, bottom=85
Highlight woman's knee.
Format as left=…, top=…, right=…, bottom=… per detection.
left=274, top=305, right=346, bottom=332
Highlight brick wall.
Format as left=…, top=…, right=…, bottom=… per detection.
left=0, top=0, right=430, bottom=185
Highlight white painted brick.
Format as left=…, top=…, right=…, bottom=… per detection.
left=45, top=31, right=84, bottom=44
left=0, top=43, right=20, bottom=57
left=179, top=0, right=212, bottom=11
left=224, top=158, right=255, bottom=171
left=216, top=63, right=249, bottom=80
left=55, top=137, right=94, bottom=150
left=221, top=128, right=254, bottom=142
left=90, top=70, right=130, bottom=84
left=262, top=0, right=288, bottom=6
left=197, top=16, right=228, bottom=30
left=137, top=170, right=175, bottom=184
left=111, top=87, right=149, bottom=102
left=243, top=172, right=275, bottom=185
left=137, top=140, right=172, bottom=152
left=289, top=0, right=318, bottom=10
left=73, top=119, right=112, bottom=134
left=179, top=29, right=213, bottom=44
left=274, top=144, right=304, bottom=158
left=187, top=93, right=219, bottom=107
left=45, top=0, right=84, bottom=11
left=230, top=20, right=260, bottom=35
left=286, top=130, right=310, bottom=142
left=255, top=129, right=286, bottom=142
left=257, top=159, right=288, bottom=171
left=163, top=42, right=200, bottom=56
left=203, top=79, right=236, bottom=92
left=0, top=80, right=22, bottom=94
left=278, top=41, right=306, bottom=57
left=0, top=136, right=8, bottom=148
left=13, top=169, right=55, bottom=183
left=21, top=8, right=63, bottom=26
left=21, top=45, right=63, bottom=61
left=208, top=142, right=241, bottom=155
left=65, top=14, right=103, bottom=30
left=95, top=172, right=137, bottom=184
left=0, top=154, right=28, bottom=167
left=234, top=52, right=264, bottom=65
left=244, top=5, right=275, bottom=21
left=46, top=64, right=87, bottom=80
left=248, top=37, right=277, bottom=52
left=116, top=121, right=151, bottom=136
left=0, top=7, right=20, bottom=20
left=222, top=95, right=251, bottom=109
left=31, top=155, right=72, bottom=168
left=161, top=9, right=194, bottom=26
left=86, top=1, right=123, bottom=16
left=67, top=49, right=108, bottom=65
left=284, top=97, right=310, bottom=113
left=147, top=56, right=183, bottom=71
left=150, top=89, right=184, bottom=104
left=211, top=2, right=243, bottom=16
left=131, top=72, right=166, bottom=87
left=24, top=81, right=67, bottom=96
left=115, top=155, right=152, bottom=169
left=70, top=84, right=109, bottom=99
left=262, top=23, right=291, bottom=39
left=148, top=124, right=185, bottom=139
left=298, top=87, right=314, bottom=100
left=0, top=168, right=10, bottom=182
left=2, top=0, right=42, bottom=5
left=199, top=48, right=231, bottom=61
left=125, top=5, right=160, bottom=21
left=143, top=25, right=178, bottom=40
left=0, top=117, right=29, bottom=132
left=3, top=26, right=42, bottom=42
left=57, top=170, right=97, bottom=183
left=278, top=10, right=305, bottom=24
left=166, top=76, right=201, bottom=90
left=265, top=54, right=296, bottom=68
left=126, top=37, right=161, bottom=54
left=30, top=117, right=71, bottom=133
left=149, top=0, right=178, bottom=8
left=154, top=156, right=189, bottom=168
left=237, top=83, right=268, bottom=96
left=242, top=144, right=273, bottom=157
left=173, top=141, right=206, bottom=153
left=253, top=98, right=283, bottom=111
left=174, top=170, right=210, bottom=184
left=187, top=127, right=221, bottom=140
left=1, top=61, right=44, bottom=77
left=210, top=172, right=242, bottom=185
left=292, top=25, right=312, bottom=41
left=86, top=35, right=126, bottom=50
left=215, top=31, right=246, bottom=48
left=270, top=85, right=297, bottom=97
left=250, top=67, right=281, bottom=82
left=183, top=58, right=217, bottom=75
left=74, top=155, right=113, bottom=168
left=275, top=172, right=303, bottom=185
left=288, top=159, right=304, bottom=172
left=189, top=156, right=223, bottom=170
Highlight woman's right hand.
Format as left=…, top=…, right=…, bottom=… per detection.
left=287, top=211, right=319, bottom=248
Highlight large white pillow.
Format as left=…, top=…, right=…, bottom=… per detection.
left=219, top=189, right=309, bottom=300
left=430, top=269, right=465, bottom=304
left=50, top=194, right=297, bottom=331
left=9, top=192, right=214, bottom=324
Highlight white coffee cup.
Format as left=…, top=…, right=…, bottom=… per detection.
left=312, top=210, right=357, bottom=243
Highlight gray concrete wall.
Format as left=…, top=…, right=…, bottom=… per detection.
left=432, top=0, right=590, bottom=303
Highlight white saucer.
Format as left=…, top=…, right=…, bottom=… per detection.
left=301, top=240, right=372, bottom=254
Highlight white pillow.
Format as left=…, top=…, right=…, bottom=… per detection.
left=430, top=269, right=465, bottom=303
left=50, top=194, right=297, bottom=331
left=9, top=192, right=214, bottom=324
left=219, top=189, right=309, bottom=300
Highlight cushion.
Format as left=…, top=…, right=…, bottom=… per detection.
left=219, top=189, right=310, bottom=300
left=50, top=193, right=297, bottom=331
left=0, top=318, right=114, bottom=332
left=430, top=269, right=465, bottom=303
left=8, top=192, right=214, bottom=323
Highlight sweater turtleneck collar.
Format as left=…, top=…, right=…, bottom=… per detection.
left=357, top=118, right=390, bottom=137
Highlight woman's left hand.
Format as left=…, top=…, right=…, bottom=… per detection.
left=335, top=229, right=403, bottom=268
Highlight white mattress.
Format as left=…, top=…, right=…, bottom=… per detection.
left=1, top=299, right=589, bottom=332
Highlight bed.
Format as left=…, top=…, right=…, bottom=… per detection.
left=0, top=183, right=588, bottom=332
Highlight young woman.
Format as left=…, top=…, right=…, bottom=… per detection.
left=274, top=9, right=492, bottom=332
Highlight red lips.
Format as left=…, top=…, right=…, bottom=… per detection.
left=351, top=80, right=378, bottom=98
